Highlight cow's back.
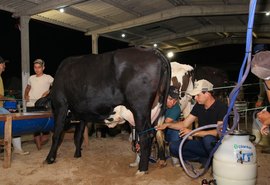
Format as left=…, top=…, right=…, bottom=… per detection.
left=51, top=47, right=167, bottom=121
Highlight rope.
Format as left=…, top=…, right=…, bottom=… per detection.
left=138, top=127, right=156, bottom=136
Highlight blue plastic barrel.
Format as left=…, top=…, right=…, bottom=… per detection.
left=0, top=117, right=54, bottom=137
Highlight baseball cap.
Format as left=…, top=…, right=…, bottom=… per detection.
left=0, top=56, right=9, bottom=64
left=251, top=51, right=270, bottom=80
left=33, top=59, right=45, bottom=66
left=168, top=86, right=179, bottom=99
left=188, top=79, right=213, bottom=96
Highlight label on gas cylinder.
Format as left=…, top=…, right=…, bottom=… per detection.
left=233, top=144, right=254, bottom=163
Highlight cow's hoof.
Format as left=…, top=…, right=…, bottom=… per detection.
left=45, top=157, right=55, bottom=164
left=74, top=152, right=82, bottom=158
left=135, top=170, right=148, bottom=176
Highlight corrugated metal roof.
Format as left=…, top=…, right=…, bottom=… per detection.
left=1, top=0, right=270, bottom=52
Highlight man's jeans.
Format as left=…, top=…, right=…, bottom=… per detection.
left=169, top=135, right=217, bottom=166
left=0, top=107, right=10, bottom=114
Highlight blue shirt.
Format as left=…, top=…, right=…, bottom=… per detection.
left=165, top=103, right=181, bottom=143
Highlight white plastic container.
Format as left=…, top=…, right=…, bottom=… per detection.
left=213, top=131, right=257, bottom=185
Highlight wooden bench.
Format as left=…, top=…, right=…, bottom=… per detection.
left=0, top=112, right=89, bottom=168
left=0, top=112, right=52, bottom=168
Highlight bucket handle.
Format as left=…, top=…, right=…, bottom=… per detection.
left=249, top=134, right=256, bottom=142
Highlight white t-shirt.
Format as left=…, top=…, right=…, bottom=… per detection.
left=27, top=74, right=54, bottom=107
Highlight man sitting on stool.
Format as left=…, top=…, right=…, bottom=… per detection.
left=156, top=80, right=227, bottom=167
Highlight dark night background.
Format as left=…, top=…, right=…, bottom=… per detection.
left=0, top=10, right=261, bottom=102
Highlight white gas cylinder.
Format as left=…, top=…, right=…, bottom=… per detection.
left=213, top=131, right=257, bottom=185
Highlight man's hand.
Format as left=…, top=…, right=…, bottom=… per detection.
left=135, top=143, right=140, bottom=152
left=260, top=125, right=269, bottom=135
left=179, top=127, right=191, bottom=137
left=257, top=110, right=270, bottom=126
left=255, top=100, right=263, bottom=108
left=155, top=123, right=168, bottom=130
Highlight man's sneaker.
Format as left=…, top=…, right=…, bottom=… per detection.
left=157, top=159, right=167, bottom=168
left=171, top=157, right=181, bottom=167
left=13, top=149, right=30, bottom=155
left=129, top=154, right=140, bottom=167
left=129, top=160, right=139, bottom=167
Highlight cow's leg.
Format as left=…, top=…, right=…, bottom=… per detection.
left=73, top=120, right=86, bottom=158
left=46, top=105, right=67, bottom=164
left=137, top=127, right=152, bottom=173
left=133, top=112, right=152, bottom=173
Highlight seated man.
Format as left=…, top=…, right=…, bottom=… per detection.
left=156, top=79, right=227, bottom=167
left=164, top=86, right=181, bottom=144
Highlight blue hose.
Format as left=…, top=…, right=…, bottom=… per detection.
left=179, top=0, right=258, bottom=178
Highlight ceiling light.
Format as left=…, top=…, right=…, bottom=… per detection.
left=121, top=33, right=126, bottom=38
left=167, top=51, right=174, bottom=58
left=266, top=11, right=270, bottom=16
left=153, top=43, right=157, bottom=47
left=59, top=8, right=65, bottom=13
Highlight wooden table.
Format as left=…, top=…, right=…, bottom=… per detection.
left=0, top=112, right=52, bottom=168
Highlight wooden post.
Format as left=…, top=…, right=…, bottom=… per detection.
left=3, top=115, right=12, bottom=168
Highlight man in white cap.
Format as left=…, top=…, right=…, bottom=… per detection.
left=24, top=59, right=54, bottom=150
left=156, top=79, right=227, bottom=167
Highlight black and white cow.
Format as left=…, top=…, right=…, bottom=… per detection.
left=45, top=47, right=171, bottom=174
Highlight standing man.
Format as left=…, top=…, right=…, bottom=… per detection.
left=0, top=56, right=29, bottom=155
left=253, top=44, right=268, bottom=108
left=156, top=79, right=227, bottom=167
left=24, top=59, right=54, bottom=150
left=251, top=48, right=270, bottom=140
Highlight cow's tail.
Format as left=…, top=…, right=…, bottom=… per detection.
left=156, top=116, right=165, bottom=148
left=154, top=49, right=171, bottom=150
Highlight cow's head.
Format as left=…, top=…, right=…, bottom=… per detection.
left=104, top=106, right=126, bottom=128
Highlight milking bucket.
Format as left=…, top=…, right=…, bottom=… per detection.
left=213, top=130, right=257, bottom=185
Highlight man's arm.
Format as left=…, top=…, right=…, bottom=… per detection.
left=24, top=84, right=31, bottom=101
left=192, top=121, right=221, bottom=137
left=265, top=80, right=270, bottom=102
left=156, top=114, right=196, bottom=130
left=256, top=79, right=266, bottom=107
